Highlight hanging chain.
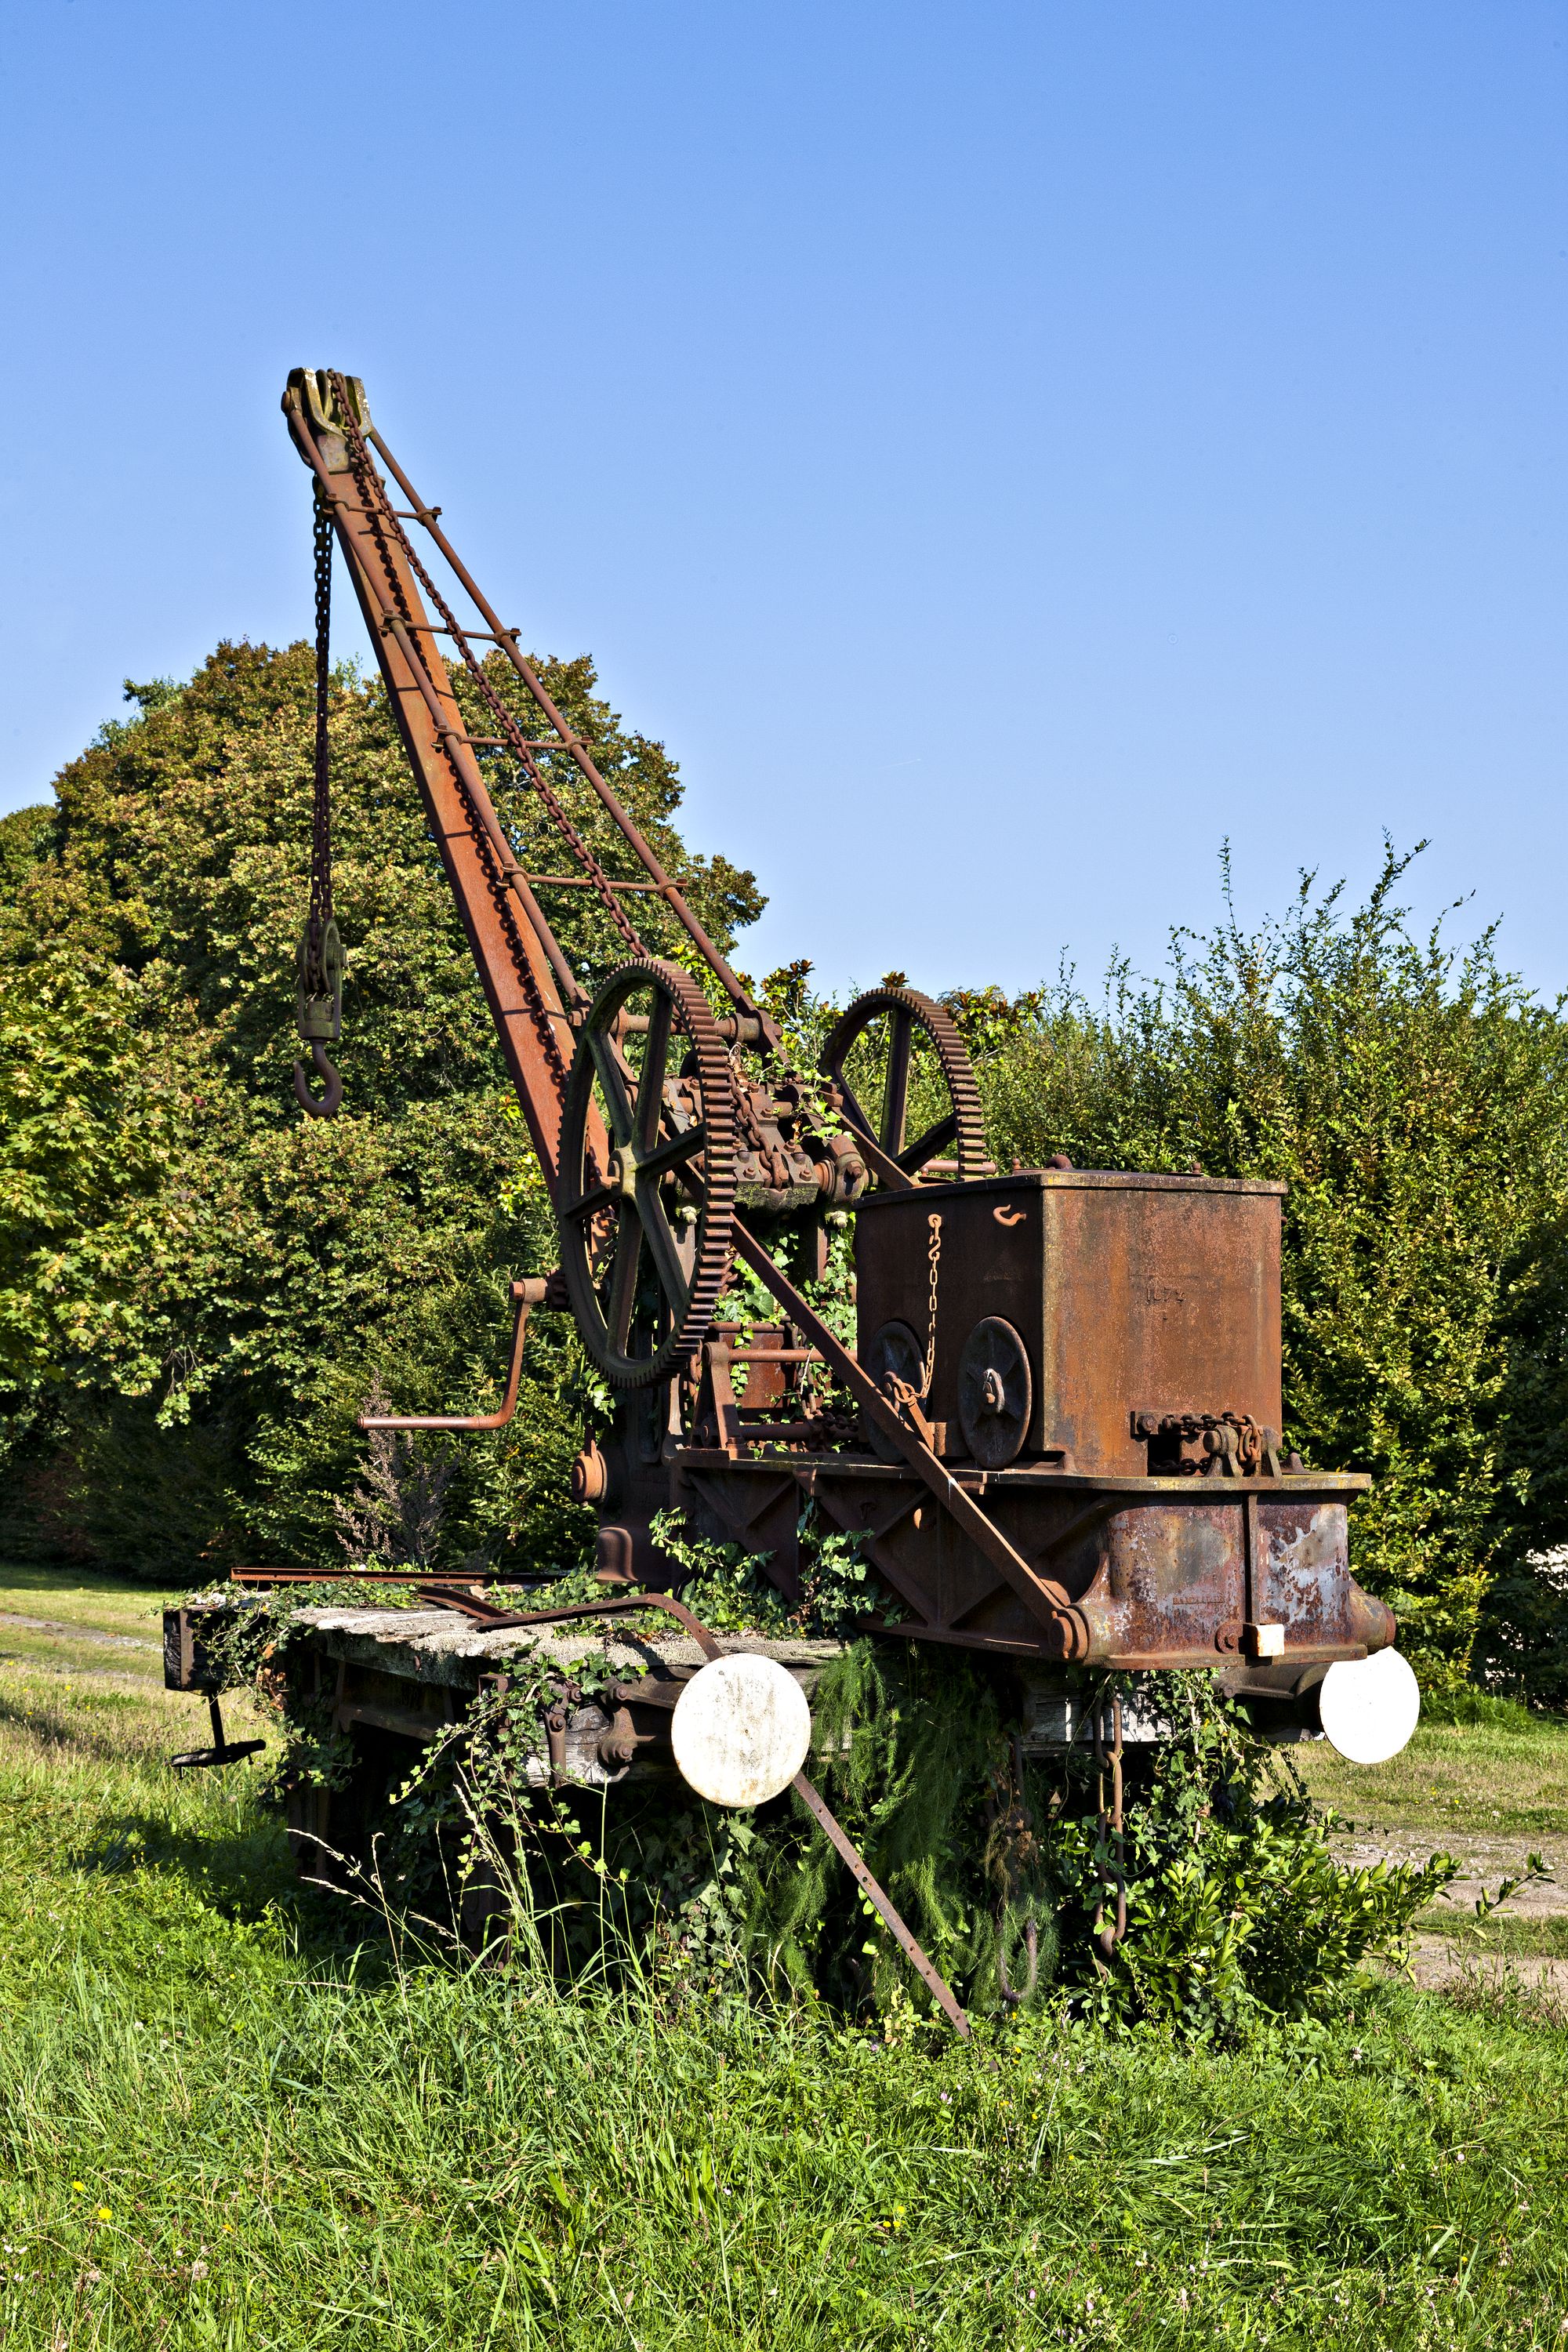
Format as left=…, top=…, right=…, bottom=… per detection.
left=294, top=488, right=344, bottom=1117
left=922, top=1211, right=942, bottom=1395
left=307, top=490, right=334, bottom=938
left=318, top=394, right=569, bottom=1098
left=1092, top=1691, right=1127, bottom=1965
left=995, top=1733, right=1044, bottom=2012
left=883, top=1210, right=943, bottom=1431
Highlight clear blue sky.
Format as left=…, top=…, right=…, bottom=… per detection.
left=2, top=2, right=1563, bottom=1003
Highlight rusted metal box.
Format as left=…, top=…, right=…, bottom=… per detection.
left=854, top=1170, right=1285, bottom=1475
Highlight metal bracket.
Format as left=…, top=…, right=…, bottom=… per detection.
left=789, top=1766, right=970, bottom=2038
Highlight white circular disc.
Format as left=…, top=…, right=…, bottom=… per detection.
left=670, top=1654, right=812, bottom=1809
left=1317, top=1648, right=1421, bottom=1766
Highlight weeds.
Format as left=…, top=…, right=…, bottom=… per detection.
left=2, top=1617, right=1568, bottom=2347
left=218, top=1587, right=1458, bottom=2039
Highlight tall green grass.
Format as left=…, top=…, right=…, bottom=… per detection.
left=2, top=1667, right=1568, bottom=2347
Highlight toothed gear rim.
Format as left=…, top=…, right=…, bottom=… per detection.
left=557, top=959, right=739, bottom=1388
left=820, top=985, right=988, bottom=1182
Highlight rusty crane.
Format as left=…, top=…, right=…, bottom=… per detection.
left=165, top=369, right=1418, bottom=2026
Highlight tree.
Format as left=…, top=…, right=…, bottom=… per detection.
left=0, top=640, right=764, bottom=1578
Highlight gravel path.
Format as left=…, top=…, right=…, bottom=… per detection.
left=0, top=1613, right=158, bottom=1653
left=1332, top=1829, right=1567, bottom=1918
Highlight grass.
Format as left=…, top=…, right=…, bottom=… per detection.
left=1298, top=1710, right=1568, bottom=1846
left=1297, top=1700, right=1568, bottom=1962
left=2, top=1568, right=1568, bottom=2347
left=0, top=1561, right=181, bottom=1687
left=1413, top=1911, right=1568, bottom=1961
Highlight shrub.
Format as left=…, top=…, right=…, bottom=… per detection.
left=949, top=848, right=1568, bottom=1689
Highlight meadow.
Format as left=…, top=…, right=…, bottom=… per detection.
left=2, top=1565, right=1566, bottom=2350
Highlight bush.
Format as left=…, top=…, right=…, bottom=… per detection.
left=945, top=848, right=1568, bottom=1690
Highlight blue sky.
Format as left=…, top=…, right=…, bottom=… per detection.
left=2, top=2, right=1563, bottom=1001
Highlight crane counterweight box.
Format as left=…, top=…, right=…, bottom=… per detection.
left=854, top=1169, right=1286, bottom=1475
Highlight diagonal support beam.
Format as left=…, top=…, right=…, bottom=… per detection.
left=806, top=1479, right=934, bottom=1627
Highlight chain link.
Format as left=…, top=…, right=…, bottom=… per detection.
left=1093, top=1693, right=1127, bottom=1962
left=294, top=490, right=344, bottom=1116
left=326, top=385, right=570, bottom=1093
left=306, top=489, right=333, bottom=945
left=922, top=1210, right=942, bottom=1394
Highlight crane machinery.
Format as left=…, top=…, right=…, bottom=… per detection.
left=165, top=368, right=1421, bottom=2028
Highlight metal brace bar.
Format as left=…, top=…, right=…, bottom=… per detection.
left=728, top=1216, right=1091, bottom=1654
left=790, top=1769, right=970, bottom=2038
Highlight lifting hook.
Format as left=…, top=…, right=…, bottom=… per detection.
left=294, top=1040, right=343, bottom=1120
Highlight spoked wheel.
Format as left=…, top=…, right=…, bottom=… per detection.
left=557, top=960, right=738, bottom=1388
left=820, top=985, right=989, bottom=1185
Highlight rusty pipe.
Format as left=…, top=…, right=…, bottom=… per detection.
left=358, top=1280, right=547, bottom=1431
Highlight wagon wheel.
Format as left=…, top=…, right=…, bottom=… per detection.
left=557, top=960, right=738, bottom=1388
left=820, top=985, right=989, bottom=1185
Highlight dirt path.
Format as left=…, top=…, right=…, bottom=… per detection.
left=1404, top=1935, right=1568, bottom=2002
left=1331, top=1827, right=1568, bottom=1920
left=1333, top=1818, right=1568, bottom=2004
left=0, top=1613, right=158, bottom=1653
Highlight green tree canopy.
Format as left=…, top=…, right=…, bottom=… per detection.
left=0, top=639, right=763, bottom=1579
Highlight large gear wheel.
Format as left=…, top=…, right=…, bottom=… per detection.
left=557, top=960, right=738, bottom=1388
left=820, top=985, right=989, bottom=1185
